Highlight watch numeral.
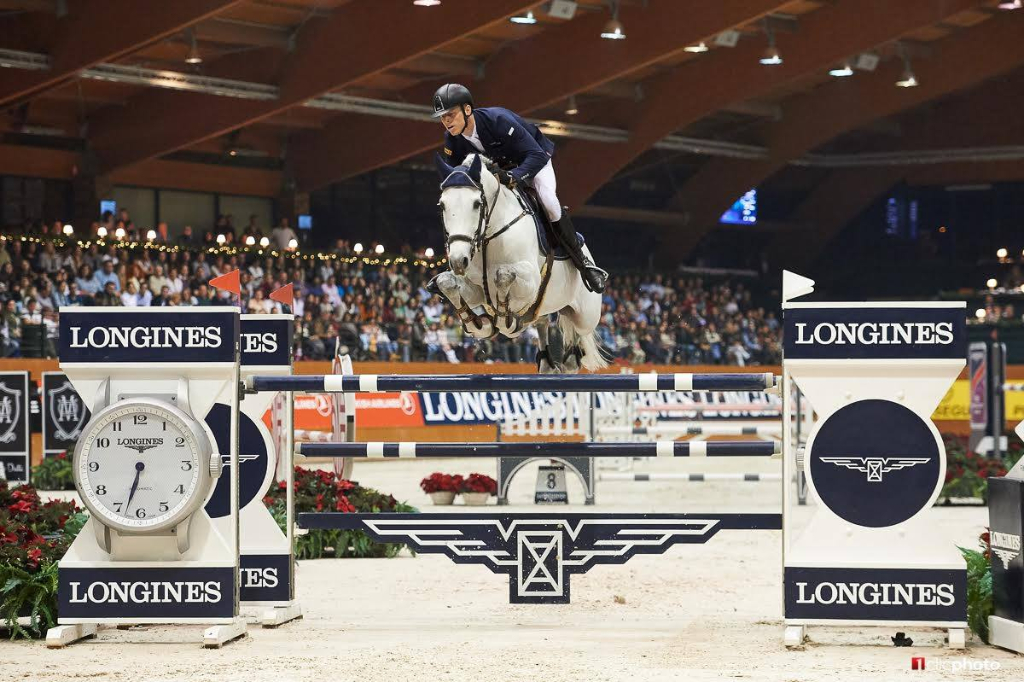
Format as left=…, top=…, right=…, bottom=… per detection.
left=175, top=437, right=185, bottom=447
left=112, top=421, right=123, bottom=432
left=174, top=484, right=185, bottom=494
left=133, top=414, right=147, bottom=426
left=162, top=421, right=167, bottom=431
left=96, top=438, right=109, bottom=448
left=159, top=502, right=169, bottom=512
left=181, top=461, right=193, bottom=471
left=95, top=485, right=107, bottom=495
left=113, top=502, right=123, bottom=512
left=88, top=462, right=99, bottom=472
left=135, top=508, right=147, bottom=519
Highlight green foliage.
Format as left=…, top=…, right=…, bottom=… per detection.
left=264, top=466, right=417, bottom=559
left=30, top=452, right=76, bottom=491
left=941, top=437, right=1008, bottom=502
left=961, top=545, right=993, bottom=643
left=1, top=562, right=59, bottom=639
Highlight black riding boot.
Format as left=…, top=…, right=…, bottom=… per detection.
left=552, top=209, right=608, bottom=294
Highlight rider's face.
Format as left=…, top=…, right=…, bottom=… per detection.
left=440, top=105, right=471, bottom=136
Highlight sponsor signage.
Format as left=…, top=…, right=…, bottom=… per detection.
left=784, top=567, right=967, bottom=622
left=968, top=344, right=988, bottom=429
left=239, top=554, right=291, bottom=603
left=240, top=316, right=291, bottom=367
left=783, top=307, right=966, bottom=360
left=42, top=372, right=90, bottom=457
left=58, top=566, right=236, bottom=619
left=59, top=309, right=239, bottom=364
left=808, top=399, right=941, bottom=528
left=0, top=372, right=29, bottom=483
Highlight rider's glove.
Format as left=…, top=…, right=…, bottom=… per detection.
left=496, top=170, right=517, bottom=190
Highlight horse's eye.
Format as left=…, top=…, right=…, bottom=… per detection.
left=473, top=200, right=481, bottom=209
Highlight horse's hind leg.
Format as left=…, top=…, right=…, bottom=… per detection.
left=534, top=316, right=560, bottom=373
left=559, top=290, right=608, bottom=371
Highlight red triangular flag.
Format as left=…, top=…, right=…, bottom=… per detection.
left=209, top=269, right=241, bottom=296
left=269, top=283, right=294, bottom=310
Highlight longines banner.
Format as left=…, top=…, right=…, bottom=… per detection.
left=42, top=372, right=90, bottom=458
left=282, top=389, right=783, bottom=430
left=0, top=371, right=29, bottom=483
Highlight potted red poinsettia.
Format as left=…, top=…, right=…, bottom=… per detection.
left=460, top=473, right=497, bottom=506
left=420, top=473, right=463, bottom=505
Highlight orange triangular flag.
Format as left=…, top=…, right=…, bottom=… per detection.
left=269, top=283, right=294, bottom=310
left=209, top=269, right=241, bottom=296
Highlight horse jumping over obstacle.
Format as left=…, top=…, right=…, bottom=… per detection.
left=431, top=153, right=605, bottom=373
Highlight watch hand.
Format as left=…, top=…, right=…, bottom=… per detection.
left=124, top=461, right=145, bottom=515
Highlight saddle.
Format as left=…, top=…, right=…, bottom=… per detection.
left=515, top=185, right=584, bottom=262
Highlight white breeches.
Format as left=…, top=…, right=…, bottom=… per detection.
left=531, top=160, right=562, bottom=223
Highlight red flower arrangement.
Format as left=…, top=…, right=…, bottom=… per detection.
left=420, top=473, right=464, bottom=494
left=461, top=473, right=497, bottom=495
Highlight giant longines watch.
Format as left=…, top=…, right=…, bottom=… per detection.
left=73, top=397, right=221, bottom=555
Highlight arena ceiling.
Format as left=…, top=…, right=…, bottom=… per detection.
left=1, top=0, right=1023, bottom=263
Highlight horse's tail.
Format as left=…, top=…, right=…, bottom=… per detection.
left=557, top=314, right=609, bottom=372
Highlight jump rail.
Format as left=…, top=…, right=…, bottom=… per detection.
left=248, top=372, right=776, bottom=394
left=600, top=424, right=782, bottom=437
left=599, top=472, right=782, bottom=482
left=297, top=440, right=780, bottom=458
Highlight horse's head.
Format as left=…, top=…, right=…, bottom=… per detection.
left=435, top=153, right=499, bottom=275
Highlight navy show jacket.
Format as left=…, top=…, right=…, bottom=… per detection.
left=442, top=107, right=555, bottom=183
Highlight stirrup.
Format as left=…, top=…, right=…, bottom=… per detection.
left=581, top=265, right=608, bottom=294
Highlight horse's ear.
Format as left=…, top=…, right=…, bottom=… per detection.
left=468, top=154, right=482, bottom=183
left=434, top=152, right=454, bottom=180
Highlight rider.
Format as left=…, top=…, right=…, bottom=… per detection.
left=431, top=83, right=608, bottom=294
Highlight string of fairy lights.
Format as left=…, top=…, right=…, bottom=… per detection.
left=0, top=232, right=447, bottom=270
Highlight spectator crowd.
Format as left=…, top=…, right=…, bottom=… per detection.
left=0, top=215, right=782, bottom=366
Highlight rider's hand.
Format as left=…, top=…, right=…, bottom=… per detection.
left=496, top=170, right=517, bottom=189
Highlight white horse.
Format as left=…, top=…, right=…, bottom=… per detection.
left=432, top=153, right=607, bottom=372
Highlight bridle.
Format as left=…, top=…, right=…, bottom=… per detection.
left=438, top=163, right=537, bottom=319
left=438, top=167, right=525, bottom=263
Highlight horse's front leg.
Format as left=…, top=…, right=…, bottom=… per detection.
left=435, top=271, right=493, bottom=338
left=493, top=261, right=541, bottom=338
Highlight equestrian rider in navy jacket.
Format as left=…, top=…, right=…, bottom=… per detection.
left=432, top=83, right=607, bottom=294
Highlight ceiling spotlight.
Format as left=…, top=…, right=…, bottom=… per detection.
left=245, top=235, right=256, bottom=246
left=997, top=247, right=1008, bottom=258
left=600, top=1, right=625, bottom=40
left=412, top=0, right=440, bottom=5
left=854, top=52, right=880, bottom=72
left=424, top=247, right=435, bottom=259
left=829, top=63, right=854, bottom=77
left=216, top=233, right=226, bottom=245
left=185, top=29, right=202, bottom=65
left=97, top=226, right=108, bottom=238
left=62, top=224, right=74, bottom=236
left=998, top=0, right=1022, bottom=9
left=510, top=11, right=537, bottom=24
left=288, top=238, right=298, bottom=250
left=975, top=308, right=986, bottom=319
left=714, top=30, right=740, bottom=48
left=987, top=278, right=999, bottom=288
left=374, top=244, right=385, bottom=255
left=896, top=47, right=918, bottom=88
left=115, top=227, right=126, bottom=240
left=353, top=242, right=364, bottom=254
left=146, top=229, right=157, bottom=241
left=565, top=95, right=579, bottom=116
left=259, top=236, right=270, bottom=248
left=760, top=26, right=782, bottom=66
left=684, top=42, right=709, bottom=53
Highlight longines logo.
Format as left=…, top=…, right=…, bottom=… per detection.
left=819, top=456, right=930, bottom=482
left=241, top=332, right=278, bottom=354
left=793, top=322, right=955, bottom=346
left=117, top=437, right=163, bottom=453
left=68, top=326, right=222, bottom=349
left=240, top=567, right=278, bottom=588
left=991, top=531, right=1022, bottom=569
left=794, top=581, right=956, bottom=607
left=68, top=580, right=223, bottom=604
left=220, top=453, right=260, bottom=467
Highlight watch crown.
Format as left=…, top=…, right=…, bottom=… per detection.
left=210, top=452, right=223, bottom=479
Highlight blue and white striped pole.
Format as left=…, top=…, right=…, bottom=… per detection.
left=296, top=440, right=780, bottom=458
left=248, top=372, right=776, bottom=394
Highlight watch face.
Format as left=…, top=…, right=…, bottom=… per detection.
left=75, top=399, right=209, bottom=532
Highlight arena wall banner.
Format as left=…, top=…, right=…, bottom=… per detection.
left=0, top=371, right=29, bottom=483
left=42, top=371, right=91, bottom=458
